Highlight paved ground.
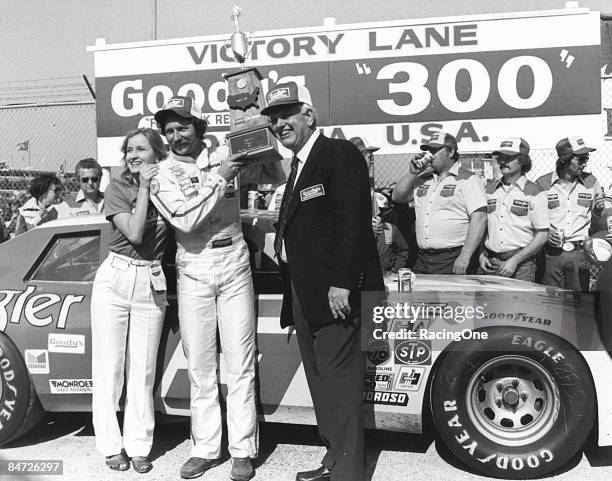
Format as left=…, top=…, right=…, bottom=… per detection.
left=2, top=413, right=612, bottom=481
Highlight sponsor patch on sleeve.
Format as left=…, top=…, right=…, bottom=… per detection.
left=150, top=179, right=160, bottom=195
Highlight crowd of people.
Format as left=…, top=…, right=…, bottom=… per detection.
left=2, top=80, right=611, bottom=481
left=0, top=157, right=105, bottom=241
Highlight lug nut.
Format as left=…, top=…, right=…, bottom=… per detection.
left=496, top=383, right=503, bottom=392
left=521, top=392, right=528, bottom=401
left=512, top=379, right=519, bottom=388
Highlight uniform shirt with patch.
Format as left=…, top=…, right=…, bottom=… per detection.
left=536, top=171, right=603, bottom=242
left=413, top=163, right=487, bottom=249
left=65, top=190, right=105, bottom=216
left=104, top=173, right=169, bottom=261
left=484, top=175, right=549, bottom=252
left=150, top=146, right=241, bottom=254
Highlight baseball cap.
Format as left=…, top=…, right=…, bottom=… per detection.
left=555, top=136, right=596, bottom=157
left=261, top=82, right=312, bottom=115
left=492, top=137, right=530, bottom=156
left=420, top=131, right=457, bottom=152
left=350, top=137, right=380, bottom=153
left=154, top=96, right=205, bottom=127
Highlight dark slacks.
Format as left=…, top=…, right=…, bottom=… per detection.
left=292, top=284, right=365, bottom=481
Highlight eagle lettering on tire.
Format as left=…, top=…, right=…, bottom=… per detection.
left=430, top=327, right=595, bottom=479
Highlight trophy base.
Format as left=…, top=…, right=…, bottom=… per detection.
left=226, top=124, right=282, bottom=162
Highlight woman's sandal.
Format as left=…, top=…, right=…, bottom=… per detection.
left=105, top=453, right=130, bottom=471
left=131, top=456, right=153, bottom=474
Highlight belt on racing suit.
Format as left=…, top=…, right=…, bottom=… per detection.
left=108, top=251, right=159, bottom=268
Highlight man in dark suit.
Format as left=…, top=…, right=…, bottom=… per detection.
left=262, top=82, right=384, bottom=481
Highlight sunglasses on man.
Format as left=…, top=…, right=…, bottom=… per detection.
left=81, top=176, right=100, bottom=183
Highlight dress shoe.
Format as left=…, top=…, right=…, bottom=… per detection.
left=230, top=457, right=255, bottom=480
left=296, top=465, right=331, bottom=481
left=180, top=457, right=222, bottom=479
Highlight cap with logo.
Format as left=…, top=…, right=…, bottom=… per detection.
left=261, top=82, right=313, bottom=115
left=492, top=137, right=530, bottom=156
left=350, top=136, right=380, bottom=153
left=556, top=136, right=596, bottom=157
left=420, top=131, right=457, bottom=152
left=154, top=96, right=205, bottom=127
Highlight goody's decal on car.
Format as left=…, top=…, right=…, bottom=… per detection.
left=367, top=340, right=391, bottom=366
left=363, top=391, right=409, bottom=406
left=0, top=286, right=85, bottom=332
left=394, top=340, right=431, bottom=365
left=48, top=333, right=85, bottom=354
left=49, top=379, right=93, bottom=394
left=363, top=373, right=394, bottom=391
left=394, top=366, right=425, bottom=391
left=25, top=349, right=49, bottom=374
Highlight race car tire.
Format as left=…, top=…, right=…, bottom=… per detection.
left=431, top=327, right=595, bottom=479
left=0, top=332, right=41, bottom=445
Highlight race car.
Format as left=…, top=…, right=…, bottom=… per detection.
left=0, top=212, right=611, bottom=479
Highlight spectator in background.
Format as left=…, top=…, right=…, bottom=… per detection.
left=350, top=136, right=379, bottom=186
left=267, top=183, right=285, bottom=211
left=372, top=192, right=410, bottom=275
left=479, top=138, right=549, bottom=281
left=4, top=199, right=21, bottom=238
left=14, top=174, right=70, bottom=235
left=392, top=132, right=487, bottom=274
left=536, top=136, right=604, bottom=291
left=66, top=158, right=105, bottom=215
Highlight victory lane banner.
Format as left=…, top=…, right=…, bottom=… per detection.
left=89, top=8, right=602, bottom=165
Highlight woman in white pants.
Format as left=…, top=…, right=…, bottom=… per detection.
left=90, top=128, right=169, bottom=473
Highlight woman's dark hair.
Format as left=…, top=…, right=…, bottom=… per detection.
left=29, top=174, right=62, bottom=201
left=119, top=128, right=168, bottom=183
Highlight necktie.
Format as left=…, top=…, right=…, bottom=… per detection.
left=274, top=155, right=300, bottom=260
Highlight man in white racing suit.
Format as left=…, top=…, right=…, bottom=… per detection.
left=150, top=96, right=257, bottom=481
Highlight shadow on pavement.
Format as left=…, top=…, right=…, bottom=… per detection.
left=4, top=413, right=91, bottom=448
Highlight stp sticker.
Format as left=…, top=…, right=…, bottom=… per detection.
left=394, top=366, right=426, bottom=391
left=48, top=333, right=85, bottom=354
left=48, top=379, right=93, bottom=394
left=25, top=349, right=49, bottom=374
left=394, top=340, right=431, bottom=365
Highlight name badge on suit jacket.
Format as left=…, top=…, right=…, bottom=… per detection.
left=300, top=184, right=325, bottom=202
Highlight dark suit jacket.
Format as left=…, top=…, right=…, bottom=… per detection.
left=279, top=134, right=385, bottom=328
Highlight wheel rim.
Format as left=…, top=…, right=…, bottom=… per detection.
left=465, top=355, right=560, bottom=447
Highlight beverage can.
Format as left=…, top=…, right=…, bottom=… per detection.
left=248, top=190, right=259, bottom=210
left=398, top=268, right=414, bottom=292
left=412, top=152, right=434, bottom=170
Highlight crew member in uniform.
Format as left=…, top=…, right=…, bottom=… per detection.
left=536, top=136, right=604, bottom=290
left=392, top=132, right=487, bottom=274
left=150, top=96, right=257, bottom=481
left=65, top=157, right=105, bottom=215
left=90, top=128, right=169, bottom=474
left=263, top=82, right=384, bottom=481
left=479, top=137, right=549, bottom=281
